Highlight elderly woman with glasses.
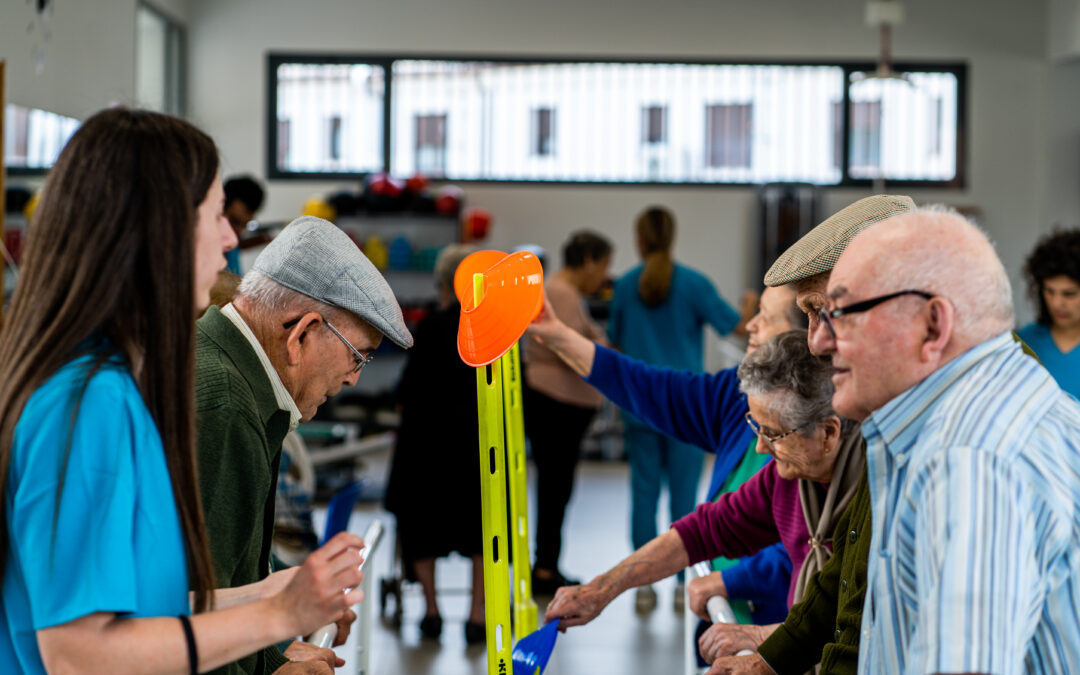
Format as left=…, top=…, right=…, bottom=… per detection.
left=544, top=330, right=864, bottom=657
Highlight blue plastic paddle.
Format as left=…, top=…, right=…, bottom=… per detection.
left=511, top=618, right=560, bottom=675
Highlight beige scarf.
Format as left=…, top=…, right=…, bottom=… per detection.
left=792, top=424, right=865, bottom=604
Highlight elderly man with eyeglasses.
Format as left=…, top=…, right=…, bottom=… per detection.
left=810, top=207, right=1080, bottom=675
left=194, top=216, right=413, bottom=675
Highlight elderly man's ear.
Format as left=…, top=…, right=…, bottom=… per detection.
left=285, top=312, right=323, bottom=366
left=920, top=297, right=954, bottom=363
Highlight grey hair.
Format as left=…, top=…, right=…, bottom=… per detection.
left=738, top=330, right=837, bottom=434
left=236, top=269, right=347, bottom=323
left=874, top=204, right=1014, bottom=343
left=434, top=244, right=476, bottom=293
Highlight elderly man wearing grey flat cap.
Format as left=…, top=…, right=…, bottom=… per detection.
left=702, top=194, right=915, bottom=675
left=194, top=216, right=413, bottom=675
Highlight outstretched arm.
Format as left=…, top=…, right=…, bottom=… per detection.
left=526, top=297, right=597, bottom=377
left=544, top=529, right=689, bottom=629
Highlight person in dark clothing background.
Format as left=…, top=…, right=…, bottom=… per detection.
left=384, top=244, right=487, bottom=645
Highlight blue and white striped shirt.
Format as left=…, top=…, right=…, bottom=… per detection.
left=858, top=331, right=1080, bottom=675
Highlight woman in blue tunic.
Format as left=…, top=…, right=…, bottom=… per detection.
left=1018, top=229, right=1080, bottom=398
left=0, top=108, right=365, bottom=674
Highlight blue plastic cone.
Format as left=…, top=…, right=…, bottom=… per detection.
left=512, top=619, right=560, bottom=675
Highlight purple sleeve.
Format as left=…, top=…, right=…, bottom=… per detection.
left=672, top=463, right=783, bottom=564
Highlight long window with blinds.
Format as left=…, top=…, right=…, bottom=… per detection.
left=267, top=55, right=965, bottom=187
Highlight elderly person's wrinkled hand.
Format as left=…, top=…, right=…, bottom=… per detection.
left=330, top=608, right=357, bottom=647
left=698, top=622, right=776, bottom=663
left=282, top=640, right=343, bottom=668
left=705, top=653, right=775, bottom=675
left=543, top=581, right=612, bottom=630
left=687, top=571, right=727, bottom=621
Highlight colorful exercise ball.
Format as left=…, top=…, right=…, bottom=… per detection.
left=301, top=197, right=337, bottom=222
left=365, top=172, right=405, bottom=198
left=462, top=207, right=493, bottom=241
left=405, top=174, right=429, bottom=194
left=434, top=185, right=464, bottom=216
left=23, top=192, right=40, bottom=222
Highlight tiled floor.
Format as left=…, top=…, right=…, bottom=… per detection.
left=324, top=451, right=714, bottom=675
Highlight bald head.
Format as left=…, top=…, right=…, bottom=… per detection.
left=820, top=205, right=1014, bottom=420
left=837, top=206, right=1013, bottom=347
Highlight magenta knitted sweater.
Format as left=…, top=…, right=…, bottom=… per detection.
left=672, top=461, right=818, bottom=607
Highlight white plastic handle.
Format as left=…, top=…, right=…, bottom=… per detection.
left=309, top=521, right=385, bottom=649
left=689, top=562, right=753, bottom=656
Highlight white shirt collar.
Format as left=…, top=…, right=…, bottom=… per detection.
left=220, top=302, right=302, bottom=431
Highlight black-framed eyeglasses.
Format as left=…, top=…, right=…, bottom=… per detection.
left=744, top=412, right=803, bottom=448
left=818, top=289, right=934, bottom=338
left=283, top=314, right=373, bottom=374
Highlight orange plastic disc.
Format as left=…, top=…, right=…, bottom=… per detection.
left=453, top=249, right=507, bottom=305
left=457, top=250, right=544, bottom=367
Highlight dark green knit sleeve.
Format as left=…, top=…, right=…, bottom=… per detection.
left=756, top=498, right=848, bottom=674
left=196, top=400, right=268, bottom=586
left=262, top=645, right=291, bottom=673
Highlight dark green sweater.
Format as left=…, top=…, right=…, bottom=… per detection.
left=757, top=468, right=871, bottom=675
left=196, top=306, right=292, bottom=675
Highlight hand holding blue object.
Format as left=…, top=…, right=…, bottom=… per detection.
left=512, top=618, right=560, bottom=675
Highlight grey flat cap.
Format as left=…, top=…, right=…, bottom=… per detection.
left=253, top=216, right=414, bottom=348
left=764, top=194, right=916, bottom=287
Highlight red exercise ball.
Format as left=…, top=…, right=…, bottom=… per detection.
left=405, top=174, right=429, bottom=194
left=434, top=185, right=464, bottom=216
left=366, top=172, right=405, bottom=198
left=462, top=207, right=492, bottom=241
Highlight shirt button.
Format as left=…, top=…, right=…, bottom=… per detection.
left=849, top=530, right=857, bottom=544
left=835, top=629, right=842, bottom=642
left=840, top=579, right=848, bottom=593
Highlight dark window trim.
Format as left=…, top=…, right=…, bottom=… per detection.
left=138, top=1, right=187, bottom=117
left=265, top=53, right=967, bottom=188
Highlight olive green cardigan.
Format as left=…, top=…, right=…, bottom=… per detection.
left=757, top=468, right=871, bottom=675
left=195, top=306, right=292, bottom=674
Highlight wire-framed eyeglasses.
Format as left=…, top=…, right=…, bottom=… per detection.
left=283, top=314, right=373, bottom=374
left=744, top=411, right=803, bottom=448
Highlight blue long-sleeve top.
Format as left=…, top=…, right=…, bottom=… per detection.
left=585, top=344, right=791, bottom=620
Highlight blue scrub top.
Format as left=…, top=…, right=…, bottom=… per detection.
left=1017, top=323, right=1080, bottom=399
left=1, top=354, right=189, bottom=674
left=225, top=247, right=242, bottom=276
left=608, top=263, right=739, bottom=373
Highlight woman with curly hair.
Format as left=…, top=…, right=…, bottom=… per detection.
left=1019, top=228, right=1080, bottom=398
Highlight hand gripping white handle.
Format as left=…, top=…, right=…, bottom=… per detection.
left=309, top=521, right=384, bottom=649
left=690, top=562, right=753, bottom=656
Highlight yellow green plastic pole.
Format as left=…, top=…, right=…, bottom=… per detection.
left=474, top=273, right=513, bottom=674
left=500, top=341, right=537, bottom=639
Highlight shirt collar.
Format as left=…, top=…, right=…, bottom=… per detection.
left=862, top=331, right=1016, bottom=453
left=220, top=302, right=302, bottom=431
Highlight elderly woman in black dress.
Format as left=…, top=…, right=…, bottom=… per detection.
left=384, top=244, right=486, bottom=645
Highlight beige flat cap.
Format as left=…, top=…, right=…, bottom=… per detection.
left=764, top=194, right=916, bottom=287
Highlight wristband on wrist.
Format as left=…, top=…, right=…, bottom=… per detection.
left=178, top=614, right=198, bottom=675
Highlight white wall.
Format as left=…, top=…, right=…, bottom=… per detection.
left=0, top=2, right=137, bottom=120
left=0, top=0, right=1059, bottom=332
left=1049, top=0, right=1080, bottom=60
left=185, top=0, right=1052, bottom=331
left=1045, top=60, right=1080, bottom=230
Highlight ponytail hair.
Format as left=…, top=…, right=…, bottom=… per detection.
left=636, top=206, right=675, bottom=307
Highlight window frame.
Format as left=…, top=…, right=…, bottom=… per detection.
left=4, top=104, right=82, bottom=178
left=136, top=1, right=187, bottom=117
left=265, top=53, right=967, bottom=188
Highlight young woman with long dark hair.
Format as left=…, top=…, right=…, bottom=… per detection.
left=0, top=107, right=363, bottom=674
